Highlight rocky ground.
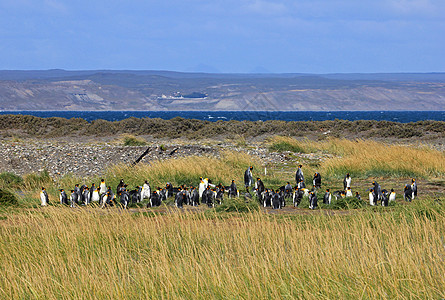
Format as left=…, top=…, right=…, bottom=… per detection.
left=0, top=136, right=336, bottom=178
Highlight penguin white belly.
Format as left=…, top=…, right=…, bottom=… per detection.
left=143, top=185, right=151, bottom=199
left=40, top=192, right=47, bottom=206
left=346, top=190, right=352, bottom=197
left=92, top=191, right=100, bottom=202
left=100, top=183, right=106, bottom=194
left=369, top=192, right=374, bottom=206
left=303, top=189, right=309, bottom=197
left=346, top=178, right=351, bottom=188
left=328, top=193, right=331, bottom=204
left=389, top=192, right=396, bottom=202
left=199, top=183, right=205, bottom=198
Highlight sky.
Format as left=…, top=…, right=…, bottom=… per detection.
left=0, top=0, right=444, bottom=73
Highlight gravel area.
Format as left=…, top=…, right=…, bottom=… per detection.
left=0, top=138, right=335, bottom=178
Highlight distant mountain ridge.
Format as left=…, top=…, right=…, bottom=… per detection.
left=0, top=70, right=444, bottom=111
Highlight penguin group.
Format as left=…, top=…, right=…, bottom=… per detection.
left=45, top=164, right=417, bottom=210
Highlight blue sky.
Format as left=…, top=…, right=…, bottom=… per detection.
left=0, top=0, right=444, bottom=73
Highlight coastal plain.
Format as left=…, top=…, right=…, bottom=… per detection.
left=0, top=115, right=444, bottom=299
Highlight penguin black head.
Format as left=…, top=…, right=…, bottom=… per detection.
left=75, top=184, right=79, bottom=187
left=412, top=178, right=416, bottom=183
left=326, top=189, right=330, bottom=192
left=71, top=190, right=74, bottom=193
left=42, top=187, right=45, bottom=190
left=101, top=179, right=105, bottom=182
left=250, top=166, right=253, bottom=170
left=60, top=189, right=64, bottom=192
left=299, top=164, right=302, bottom=168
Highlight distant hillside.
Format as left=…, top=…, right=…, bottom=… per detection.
left=0, top=70, right=444, bottom=111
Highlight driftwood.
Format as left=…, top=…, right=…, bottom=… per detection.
left=132, top=147, right=151, bottom=166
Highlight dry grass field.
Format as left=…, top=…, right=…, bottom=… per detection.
left=0, top=205, right=443, bottom=299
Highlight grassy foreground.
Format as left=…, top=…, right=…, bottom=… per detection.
left=0, top=202, right=444, bottom=299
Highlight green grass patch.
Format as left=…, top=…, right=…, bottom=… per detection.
left=123, top=135, right=147, bottom=146
left=215, top=197, right=259, bottom=213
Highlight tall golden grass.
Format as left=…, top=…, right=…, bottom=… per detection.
left=0, top=206, right=443, bottom=298
left=269, top=136, right=445, bottom=178
left=104, top=150, right=257, bottom=188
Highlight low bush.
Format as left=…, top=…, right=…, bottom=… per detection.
left=0, top=172, right=24, bottom=189
left=0, top=189, right=18, bottom=206
left=122, top=134, right=147, bottom=146
left=215, top=197, right=259, bottom=213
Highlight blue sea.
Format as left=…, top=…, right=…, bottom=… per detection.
left=0, top=111, right=444, bottom=123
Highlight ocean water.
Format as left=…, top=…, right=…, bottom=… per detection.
left=0, top=111, right=444, bottom=123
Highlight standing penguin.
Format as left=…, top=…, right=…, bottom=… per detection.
left=175, top=191, right=185, bottom=208
left=411, top=179, right=417, bottom=199
left=263, top=188, right=272, bottom=207
left=199, top=179, right=206, bottom=199
left=91, top=187, right=100, bottom=203
left=313, top=172, right=321, bottom=189
left=70, top=190, right=77, bottom=208
left=116, top=179, right=125, bottom=196
left=142, top=180, right=151, bottom=200
left=120, top=189, right=129, bottom=209
left=89, top=183, right=96, bottom=200
left=323, top=189, right=331, bottom=204
left=40, top=187, right=49, bottom=206
left=59, top=189, right=68, bottom=205
left=295, top=164, right=304, bottom=185
left=244, top=166, right=254, bottom=193
left=99, top=179, right=107, bottom=195
left=272, top=190, right=281, bottom=209
left=190, top=187, right=199, bottom=206
left=74, top=184, right=81, bottom=204
left=293, top=187, right=304, bottom=207
left=389, top=189, right=396, bottom=202
left=404, top=184, right=413, bottom=202
left=372, top=181, right=382, bottom=202
left=346, top=187, right=353, bottom=198
left=355, top=192, right=361, bottom=201
left=284, top=182, right=293, bottom=199
left=369, top=188, right=375, bottom=206
left=83, top=186, right=90, bottom=205
left=296, top=179, right=304, bottom=189
left=309, top=191, right=318, bottom=209
left=343, top=173, right=351, bottom=190
left=228, top=180, right=238, bottom=198
left=381, top=190, right=389, bottom=207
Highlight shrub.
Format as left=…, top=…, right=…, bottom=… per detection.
left=123, top=135, right=147, bottom=146
left=0, top=172, right=24, bottom=189
left=215, top=197, right=259, bottom=213
left=321, top=196, right=365, bottom=210
left=0, top=189, right=18, bottom=206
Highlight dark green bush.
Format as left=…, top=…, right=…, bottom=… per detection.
left=0, top=189, right=18, bottom=206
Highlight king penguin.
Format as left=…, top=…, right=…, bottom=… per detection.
left=40, top=187, right=48, bottom=206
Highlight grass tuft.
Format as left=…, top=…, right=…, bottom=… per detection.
left=122, top=134, right=147, bottom=146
